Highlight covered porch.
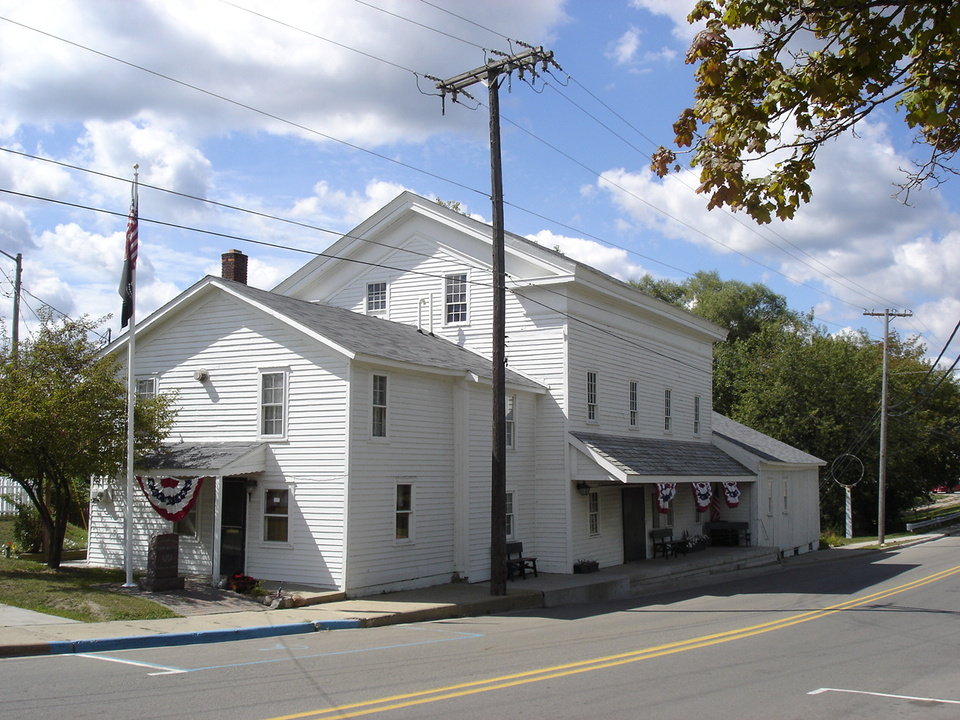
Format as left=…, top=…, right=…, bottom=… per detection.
left=569, top=432, right=757, bottom=565
left=133, top=442, right=267, bottom=586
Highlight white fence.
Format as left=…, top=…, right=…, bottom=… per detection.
left=0, top=477, right=24, bottom=515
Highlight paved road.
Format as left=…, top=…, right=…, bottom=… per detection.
left=3, top=537, right=960, bottom=719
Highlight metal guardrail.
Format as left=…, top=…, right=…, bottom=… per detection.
left=905, top=511, right=960, bottom=532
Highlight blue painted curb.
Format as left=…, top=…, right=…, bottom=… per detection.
left=46, top=618, right=361, bottom=654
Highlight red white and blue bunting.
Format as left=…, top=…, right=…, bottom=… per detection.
left=690, top=481, right=712, bottom=511
left=137, top=476, right=207, bottom=522
left=722, top=481, right=741, bottom=508
left=655, top=482, right=677, bottom=513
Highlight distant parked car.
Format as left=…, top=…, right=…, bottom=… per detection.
left=932, top=483, right=960, bottom=493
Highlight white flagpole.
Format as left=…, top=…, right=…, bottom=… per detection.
left=123, top=165, right=139, bottom=587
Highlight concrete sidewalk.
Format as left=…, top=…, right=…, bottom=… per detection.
left=0, top=536, right=938, bottom=659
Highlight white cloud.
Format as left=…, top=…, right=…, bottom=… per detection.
left=526, top=229, right=649, bottom=281
left=629, top=0, right=700, bottom=40
left=0, top=0, right=569, bottom=148
left=609, top=28, right=641, bottom=65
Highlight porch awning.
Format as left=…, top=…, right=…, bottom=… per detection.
left=135, top=442, right=267, bottom=477
left=570, top=432, right=756, bottom=484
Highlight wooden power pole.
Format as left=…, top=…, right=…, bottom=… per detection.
left=436, top=47, right=557, bottom=596
left=863, top=308, right=912, bottom=545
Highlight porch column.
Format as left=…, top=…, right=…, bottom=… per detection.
left=211, top=474, right=223, bottom=586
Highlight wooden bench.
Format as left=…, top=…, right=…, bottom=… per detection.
left=704, top=521, right=751, bottom=547
left=506, top=541, right=538, bottom=579
left=650, top=528, right=674, bottom=559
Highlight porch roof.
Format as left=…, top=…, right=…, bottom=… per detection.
left=570, top=432, right=756, bottom=483
left=135, top=442, right=267, bottom=477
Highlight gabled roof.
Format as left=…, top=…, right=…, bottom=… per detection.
left=112, top=276, right=544, bottom=392
left=711, top=412, right=825, bottom=466
left=570, top=431, right=755, bottom=482
left=273, top=191, right=726, bottom=342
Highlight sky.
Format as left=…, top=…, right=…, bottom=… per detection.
left=1, top=0, right=957, bottom=361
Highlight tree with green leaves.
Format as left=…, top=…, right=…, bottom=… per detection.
left=637, top=270, right=960, bottom=533
left=0, top=314, right=175, bottom=568
left=651, top=1, right=960, bottom=223
left=632, top=270, right=808, bottom=342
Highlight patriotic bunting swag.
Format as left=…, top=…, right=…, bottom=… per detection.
left=137, top=476, right=206, bottom=521
left=722, top=481, right=741, bottom=508
left=690, top=482, right=712, bottom=511
left=655, top=482, right=677, bottom=513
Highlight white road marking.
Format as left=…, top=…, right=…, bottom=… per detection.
left=74, top=652, right=186, bottom=674
left=809, top=687, right=960, bottom=705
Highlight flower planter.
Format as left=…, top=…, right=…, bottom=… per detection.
left=573, top=560, right=599, bottom=574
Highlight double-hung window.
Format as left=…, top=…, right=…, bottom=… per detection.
left=693, top=395, right=702, bottom=434
left=372, top=374, right=388, bottom=438
left=366, top=281, right=387, bottom=315
left=505, top=490, right=516, bottom=540
left=263, top=488, right=289, bottom=542
left=588, top=492, right=600, bottom=536
left=505, top=395, right=516, bottom=450
left=663, top=388, right=672, bottom=432
left=628, top=381, right=638, bottom=428
left=444, top=273, right=468, bottom=324
left=395, top=483, right=413, bottom=541
left=260, top=370, right=286, bottom=438
left=587, top=371, right=597, bottom=422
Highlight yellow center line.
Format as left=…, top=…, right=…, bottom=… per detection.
left=265, top=563, right=960, bottom=720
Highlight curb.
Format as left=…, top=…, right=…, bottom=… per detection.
left=1, top=619, right=362, bottom=658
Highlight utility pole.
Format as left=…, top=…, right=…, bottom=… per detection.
left=0, top=249, right=22, bottom=360
left=436, top=47, right=557, bottom=596
left=864, top=308, right=912, bottom=545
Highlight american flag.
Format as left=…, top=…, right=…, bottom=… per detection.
left=118, top=180, right=138, bottom=328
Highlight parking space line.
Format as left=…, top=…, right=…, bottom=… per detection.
left=72, top=626, right=484, bottom=677
left=74, top=652, right=186, bottom=674
left=809, top=687, right=960, bottom=705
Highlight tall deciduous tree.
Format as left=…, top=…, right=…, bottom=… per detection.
left=632, top=270, right=807, bottom=342
left=651, top=1, right=960, bottom=223
left=0, top=314, right=175, bottom=568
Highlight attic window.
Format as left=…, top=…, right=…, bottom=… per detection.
left=444, top=273, right=468, bottom=324
left=366, top=281, right=387, bottom=315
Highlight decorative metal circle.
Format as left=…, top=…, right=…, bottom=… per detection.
left=831, top=453, right=865, bottom=488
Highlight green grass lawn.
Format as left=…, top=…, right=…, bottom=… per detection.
left=0, top=515, right=177, bottom=622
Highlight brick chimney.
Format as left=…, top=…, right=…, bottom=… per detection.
left=221, top=249, right=248, bottom=285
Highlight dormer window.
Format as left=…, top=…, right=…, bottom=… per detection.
left=366, top=281, right=387, bottom=316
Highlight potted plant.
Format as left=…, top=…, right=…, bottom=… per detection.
left=574, top=559, right=599, bottom=574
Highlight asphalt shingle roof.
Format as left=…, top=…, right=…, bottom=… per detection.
left=711, top=412, right=824, bottom=465
left=220, top=279, right=543, bottom=390
left=571, top=432, right=754, bottom=478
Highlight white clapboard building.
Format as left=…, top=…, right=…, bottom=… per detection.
left=88, top=192, right=823, bottom=594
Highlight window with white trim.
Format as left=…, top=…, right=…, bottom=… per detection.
left=174, top=505, right=199, bottom=539
left=588, top=491, right=600, bottom=536
left=444, top=273, right=468, bottom=324
left=587, top=371, right=597, bottom=422
left=366, top=281, right=387, bottom=315
left=505, top=490, right=516, bottom=540
left=260, top=371, right=286, bottom=437
left=663, top=388, right=672, bottom=432
left=505, top=395, right=516, bottom=450
left=372, top=374, right=388, bottom=437
left=263, top=488, right=289, bottom=542
left=694, top=394, right=702, bottom=434
left=629, top=381, right=638, bottom=428
left=652, top=497, right=675, bottom=529
left=395, top=482, right=413, bottom=541
left=136, top=376, right=157, bottom=399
